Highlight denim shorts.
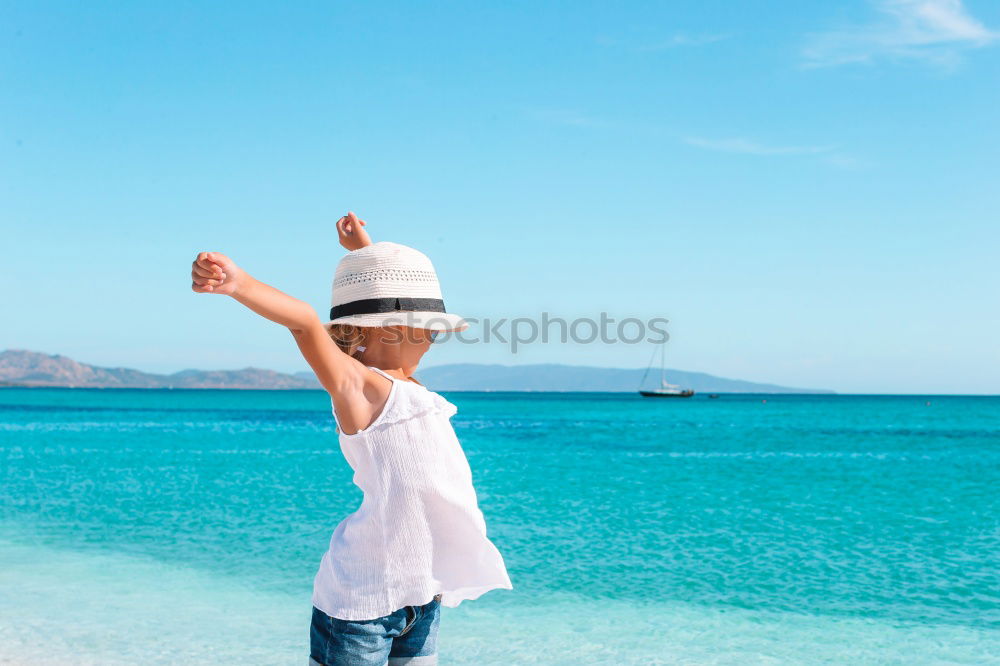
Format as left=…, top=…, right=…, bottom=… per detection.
left=309, top=594, right=441, bottom=666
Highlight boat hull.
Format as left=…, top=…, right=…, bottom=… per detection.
left=639, top=390, right=695, bottom=398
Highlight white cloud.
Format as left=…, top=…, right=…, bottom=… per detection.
left=521, top=108, right=863, bottom=170
left=525, top=107, right=612, bottom=129
left=683, top=136, right=831, bottom=156
left=597, top=32, right=730, bottom=52
left=803, top=0, right=998, bottom=68
left=634, top=33, right=730, bottom=51
left=683, top=136, right=863, bottom=169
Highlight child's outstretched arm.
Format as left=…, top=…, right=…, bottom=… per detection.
left=189, top=251, right=316, bottom=330
left=189, top=242, right=386, bottom=433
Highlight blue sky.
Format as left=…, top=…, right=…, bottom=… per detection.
left=2, top=0, right=998, bottom=393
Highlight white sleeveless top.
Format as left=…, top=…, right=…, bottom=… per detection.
left=312, top=367, right=513, bottom=621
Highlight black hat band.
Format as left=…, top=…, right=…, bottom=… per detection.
left=330, top=297, right=446, bottom=320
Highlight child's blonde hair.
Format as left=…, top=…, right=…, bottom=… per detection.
left=328, top=324, right=368, bottom=357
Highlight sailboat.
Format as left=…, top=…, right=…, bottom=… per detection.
left=638, top=341, right=695, bottom=398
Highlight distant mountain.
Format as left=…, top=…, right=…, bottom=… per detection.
left=0, top=350, right=831, bottom=393
left=0, top=349, right=317, bottom=389
left=413, top=363, right=832, bottom=394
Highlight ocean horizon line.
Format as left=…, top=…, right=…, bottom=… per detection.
left=4, top=385, right=1000, bottom=397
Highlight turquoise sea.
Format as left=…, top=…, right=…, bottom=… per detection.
left=1, top=389, right=998, bottom=665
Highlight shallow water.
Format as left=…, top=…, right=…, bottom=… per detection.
left=1, top=389, right=998, bottom=664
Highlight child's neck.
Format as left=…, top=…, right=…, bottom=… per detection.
left=358, top=348, right=419, bottom=382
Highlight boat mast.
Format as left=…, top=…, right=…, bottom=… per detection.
left=660, top=341, right=666, bottom=387
left=639, top=344, right=658, bottom=390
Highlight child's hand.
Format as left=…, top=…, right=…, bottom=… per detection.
left=190, top=251, right=244, bottom=296
left=336, top=211, right=372, bottom=251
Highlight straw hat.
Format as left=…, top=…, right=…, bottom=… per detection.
left=324, top=242, right=468, bottom=332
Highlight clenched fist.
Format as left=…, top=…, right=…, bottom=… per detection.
left=336, top=211, right=373, bottom=251
left=191, top=251, right=244, bottom=296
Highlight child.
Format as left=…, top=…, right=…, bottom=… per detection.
left=190, top=212, right=513, bottom=666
